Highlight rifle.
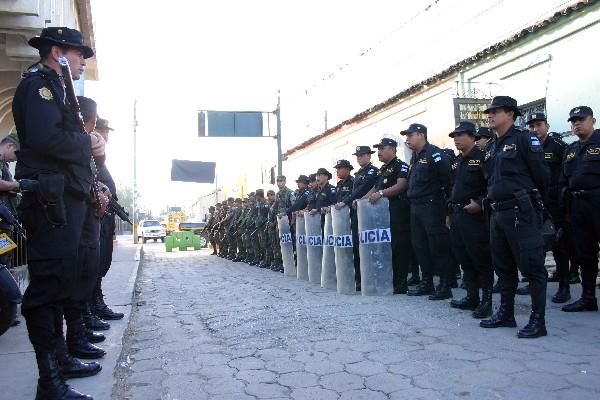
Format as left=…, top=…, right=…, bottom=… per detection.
left=107, top=197, right=132, bottom=225
left=0, top=200, right=26, bottom=239
left=58, top=56, right=110, bottom=219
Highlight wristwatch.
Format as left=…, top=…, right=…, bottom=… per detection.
left=378, top=190, right=384, bottom=197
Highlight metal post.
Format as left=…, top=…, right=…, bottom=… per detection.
left=132, top=99, right=138, bottom=244
left=276, top=91, right=282, bottom=176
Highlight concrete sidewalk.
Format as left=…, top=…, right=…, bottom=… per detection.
left=0, top=235, right=140, bottom=400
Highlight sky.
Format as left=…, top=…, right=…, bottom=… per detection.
left=86, top=0, right=575, bottom=215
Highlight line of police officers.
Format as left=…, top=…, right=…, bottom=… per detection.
left=206, top=95, right=600, bottom=341
left=10, top=27, right=124, bottom=400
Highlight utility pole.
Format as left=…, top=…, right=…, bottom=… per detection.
left=275, top=91, right=282, bottom=176
left=132, top=99, right=138, bottom=244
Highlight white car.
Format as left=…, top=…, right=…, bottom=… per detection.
left=138, top=220, right=166, bottom=243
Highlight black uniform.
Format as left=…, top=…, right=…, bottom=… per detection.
left=13, top=63, right=92, bottom=356
left=375, top=157, right=411, bottom=292
left=287, top=188, right=312, bottom=213
left=341, top=164, right=379, bottom=287
left=448, top=146, right=493, bottom=304
left=482, top=125, right=549, bottom=329
left=406, top=143, right=453, bottom=298
left=560, top=130, right=600, bottom=309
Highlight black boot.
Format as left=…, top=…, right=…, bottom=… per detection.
left=35, top=352, right=93, bottom=400
left=562, top=286, right=598, bottom=312
left=450, top=283, right=479, bottom=310
left=56, top=337, right=102, bottom=379
left=86, top=327, right=105, bottom=344
left=472, top=287, right=493, bottom=319
left=517, top=312, right=547, bottom=338
left=429, top=279, right=452, bottom=301
left=552, top=276, right=571, bottom=304
left=547, top=270, right=560, bottom=282
left=406, top=274, right=421, bottom=286
left=492, top=280, right=501, bottom=294
left=480, top=300, right=516, bottom=328
left=393, top=278, right=408, bottom=295
left=516, top=284, right=530, bottom=295
left=569, top=270, right=581, bottom=284
left=67, top=319, right=106, bottom=360
left=407, top=279, right=434, bottom=296
left=83, top=304, right=110, bottom=331
left=93, top=282, right=124, bottom=321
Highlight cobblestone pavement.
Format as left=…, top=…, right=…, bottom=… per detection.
left=114, top=243, right=600, bottom=400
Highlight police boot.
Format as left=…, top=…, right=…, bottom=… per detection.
left=492, top=280, right=501, bottom=294
left=562, top=286, right=598, bottom=312
left=569, top=269, right=581, bottom=284
left=480, top=298, right=517, bottom=328
left=472, top=287, right=493, bottom=319
left=35, top=352, right=93, bottom=400
left=67, top=319, right=106, bottom=360
left=517, top=312, right=547, bottom=339
left=406, top=273, right=421, bottom=286
left=547, top=270, right=560, bottom=283
left=429, top=278, right=452, bottom=301
left=86, top=327, right=105, bottom=344
left=56, top=337, right=102, bottom=379
left=450, top=282, right=479, bottom=310
left=83, top=304, right=110, bottom=331
left=394, top=277, right=408, bottom=295
left=551, top=276, right=571, bottom=304
left=93, top=283, right=124, bottom=320
left=516, top=284, right=530, bottom=295
left=407, top=278, right=434, bottom=296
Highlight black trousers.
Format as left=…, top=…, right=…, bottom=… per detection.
left=490, top=205, right=546, bottom=313
left=391, top=200, right=412, bottom=289
left=570, top=195, right=600, bottom=295
left=450, top=210, right=493, bottom=289
left=20, top=193, right=86, bottom=353
left=410, top=198, right=452, bottom=282
left=98, top=214, right=115, bottom=278
left=350, top=208, right=361, bottom=285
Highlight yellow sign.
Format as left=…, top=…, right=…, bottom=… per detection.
left=0, top=233, right=17, bottom=255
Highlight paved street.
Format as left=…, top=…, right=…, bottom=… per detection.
left=115, top=244, right=600, bottom=400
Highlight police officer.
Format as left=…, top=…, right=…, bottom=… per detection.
left=308, top=169, right=336, bottom=229
left=447, top=121, right=493, bottom=318
left=479, top=96, right=549, bottom=338
left=475, top=127, right=495, bottom=151
left=560, top=106, right=600, bottom=313
left=14, top=26, right=101, bottom=399
left=92, top=117, right=124, bottom=321
left=0, top=133, right=20, bottom=268
left=365, top=138, right=411, bottom=294
left=335, top=148, right=379, bottom=290
left=273, top=176, right=295, bottom=271
left=402, top=124, right=454, bottom=300
left=524, top=112, right=572, bottom=303
left=287, top=175, right=311, bottom=214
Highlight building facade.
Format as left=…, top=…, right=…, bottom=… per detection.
left=282, top=1, right=599, bottom=180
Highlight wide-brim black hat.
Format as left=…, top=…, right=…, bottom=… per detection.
left=315, top=168, right=332, bottom=180
left=483, top=96, right=522, bottom=116
left=333, top=159, right=354, bottom=170
left=29, top=27, right=94, bottom=59
left=352, top=146, right=375, bottom=156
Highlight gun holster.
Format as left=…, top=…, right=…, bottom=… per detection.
left=37, top=173, right=66, bottom=227
left=515, top=189, right=533, bottom=212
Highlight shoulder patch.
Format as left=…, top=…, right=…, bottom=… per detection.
left=38, top=87, right=53, bottom=101
left=400, top=165, right=409, bottom=172
left=531, top=137, right=541, bottom=146
left=330, top=187, right=336, bottom=193
left=367, top=169, right=375, bottom=175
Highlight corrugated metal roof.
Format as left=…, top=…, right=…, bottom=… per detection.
left=284, top=0, right=596, bottom=157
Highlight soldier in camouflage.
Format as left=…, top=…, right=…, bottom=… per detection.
left=243, top=192, right=257, bottom=263
left=0, top=133, right=20, bottom=267
left=251, top=189, right=270, bottom=266
left=273, top=176, right=295, bottom=271
left=259, top=190, right=276, bottom=268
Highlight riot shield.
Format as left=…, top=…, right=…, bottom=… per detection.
left=321, top=211, right=336, bottom=290
left=304, top=211, right=323, bottom=284
left=295, top=213, right=308, bottom=281
left=357, top=198, right=393, bottom=296
left=277, top=215, right=296, bottom=277
left=331, top=206, right=356, bottom=294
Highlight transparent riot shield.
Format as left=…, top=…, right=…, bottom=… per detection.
left=357, top=198, right=393, bottom=296
left=295, top=213, right=308, bottom=281
left=304, top=211, right=323, bottom=284
left=321, top=211, right=336, bottom=290
left=277, top=215, right=296, bottom=277
left=331, top=206, right=356, bottom=294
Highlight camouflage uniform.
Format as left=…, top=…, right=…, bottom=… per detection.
left=272, top=186, right=295, bottom=268
left=244, top=196, right=258, bottom=261
left=0, top=154, right=18, bottom=266
left=252, top=196, right=270, bottom=265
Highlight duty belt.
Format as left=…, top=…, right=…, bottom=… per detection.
left=448, top=202, right=468, bottom=213
left=490, top=198, right=520, bottom=211
left=409, top=194, right=443, bottom=205
left=570, top=187, right=600, bottom=199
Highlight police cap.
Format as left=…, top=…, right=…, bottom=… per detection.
left=295, top=175, right=310, bottom=184
left=449, top=121, right=477, bottom=138
left=526, top=112, right=547, bottom=125
left=316, top=168, right=332, bottom=180
left=475, top=127, right=494, bottom=139
left=568, top=106, right=594, bottom=122
left=352, top=146, right=375, bottom=156
left=483, top=96, right=522, bottom=116
left=400, top=123, right=427, bottom=136
left=333, top=159, right=353, bottom=170
left=28, top=27, right=94, bottom=59
left=373, top=138, right=398, bottom=148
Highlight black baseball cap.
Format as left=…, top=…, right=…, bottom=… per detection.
left=475, top=127, right=494, bottom=139
left=526, top=112, right=547, bottom=125
left=568, top=106, right=594, bottom=122
left=449, top=121, right=476, bottom=138
left=400, top=123, right=427, bottom=135
left=373, top=138, right=398, bottom=148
